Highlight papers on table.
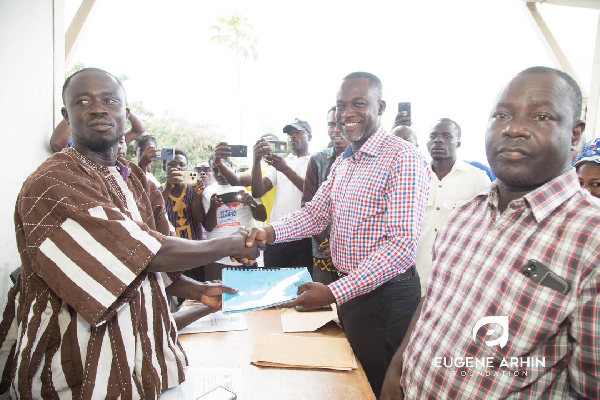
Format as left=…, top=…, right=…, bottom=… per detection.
left=160, top=367, right=242, bottom=400
left=251, top=333, right=358, bottom=371
left=178, top=311, right=248, bottom=335
left=280, top=306, right=338, bottom=333
left=222, top=268, right=312, bottom=314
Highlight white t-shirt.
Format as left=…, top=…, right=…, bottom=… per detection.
left=416, top=160, right=491, bottom=295
left=202, top=183, right=261, bottom=265
left=264, top=154, right=310, bottom=223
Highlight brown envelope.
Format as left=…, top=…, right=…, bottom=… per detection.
left=251, top=334, right=358, bottom=371
left=280, top=307, right=339, bottom=333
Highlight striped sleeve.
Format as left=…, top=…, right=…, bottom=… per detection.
left=0, top=278, right=20, bottom=393
left=33, top=205, right=165, bottom=326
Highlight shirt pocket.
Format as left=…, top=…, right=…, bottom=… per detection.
left=442, top=198, right=468, bottom=212
left=498, top=270, right=573, bottom=352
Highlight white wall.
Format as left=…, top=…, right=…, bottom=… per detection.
left=0, top=0, right=64, bottom=303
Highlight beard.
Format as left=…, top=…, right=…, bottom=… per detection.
left=74, top=133, right=121, bottom=153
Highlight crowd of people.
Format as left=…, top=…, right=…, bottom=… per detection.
left=0, top=65, right=597, bottom=399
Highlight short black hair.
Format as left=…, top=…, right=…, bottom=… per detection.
left=174, top=149, right=187, bottom=161
left=517, top=66, right=583, bottom=124
left=343, top=72, right=383, bottom=100
left=436, top=118, right=461, bottom=139
left=133, top=135, right=157, bottom=155
left=62, top=67, right=125, bottom=106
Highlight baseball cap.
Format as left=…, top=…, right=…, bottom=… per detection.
left=573, top=138, right=600, bottom=168
left=283, top=118, right=312, bottom=134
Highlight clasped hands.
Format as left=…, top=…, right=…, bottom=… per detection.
left=240, top=228, right=336, bottom=310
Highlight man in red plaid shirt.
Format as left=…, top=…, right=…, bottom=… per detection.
left=246, top=72, right=430, bottom=397
left=381, top=66, right=597, bottom=399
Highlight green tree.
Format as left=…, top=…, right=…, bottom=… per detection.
left=210, top=12, right=258, bottom=140
left=145, top=113, right=224, bottom=182
left=66, top=62, right=85, bottom=77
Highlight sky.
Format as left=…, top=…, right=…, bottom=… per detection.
left=66, top=0, right=598, bottom=162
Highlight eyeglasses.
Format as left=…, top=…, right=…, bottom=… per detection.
left=196, top=167, right=211, bottom=172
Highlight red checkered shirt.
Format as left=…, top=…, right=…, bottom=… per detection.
left=271, top=126, right=430, bottom=304
left=401, top=169, right=600, bottom=399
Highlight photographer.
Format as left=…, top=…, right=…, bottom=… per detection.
left=202, top=155, right=266, bottom=279
left=212, top=134, right=280, bottom=223
left=161, top=149, right=205, bottom=241
left=251, top=119, right=313, bottom=269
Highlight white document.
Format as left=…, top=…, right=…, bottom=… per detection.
left=178, top=311, right=248, bottom=334
left=160, top=367, right=242, bottom=399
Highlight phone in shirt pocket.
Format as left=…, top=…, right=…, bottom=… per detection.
left=520, top=259, right=571, bottom=295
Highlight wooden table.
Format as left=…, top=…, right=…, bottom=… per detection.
left=178, top=308, right=376, bottom=400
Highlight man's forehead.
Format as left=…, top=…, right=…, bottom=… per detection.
left=495, top=73, right=565, bottom=107
left=337, top=77, right=372, bottom=97
left=431, top=121, right=456, bottom=133
left=66, top=71, right=123, bottom=97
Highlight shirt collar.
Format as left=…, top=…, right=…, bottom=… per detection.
left=524, top=169, right=580, bottom=222
left=67, top=148, right=131, bottom=182
left=487, top=169, right=580, bottom=223
left=429, top=159, right=469, bottom=174
left=342, top=125, right=386, bottom=159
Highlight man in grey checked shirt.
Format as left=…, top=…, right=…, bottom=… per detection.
left=381, top=66, right=598, bottom=399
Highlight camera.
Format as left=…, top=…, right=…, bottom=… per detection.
left=228, top=145, right=248, bottom=157
left=156, top=148, right=175, bottom=161
left=266, top=140, right=287, bottom=153
left=180, top=171, right=198, bottom=185
left=218, top=191, right=243, bottom=204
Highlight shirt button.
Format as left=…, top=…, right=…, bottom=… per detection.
left=436, top=207, right=440, bottom=211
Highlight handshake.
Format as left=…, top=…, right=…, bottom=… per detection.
left=229, top=227, right=270, bottom=265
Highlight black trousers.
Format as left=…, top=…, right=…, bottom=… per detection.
left=337, top=271, right=421, bottom=399
left=264, top=239, right=312, bottom=270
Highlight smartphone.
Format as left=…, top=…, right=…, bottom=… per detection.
left=520, top=259, right=571, bottom=294
left=266, top=140, right=287, bottom=153
left=397, top=102, right=411, bottom=118
left=180, top=170, right=198, bottom=185
left=218, top=191, right=243, bottom=204
left=155, top=148, right=175, bottom=161
left=228, top=145, right=247, bottom=157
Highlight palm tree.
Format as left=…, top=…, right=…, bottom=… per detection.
left=210, top=12, right=258, bottom=140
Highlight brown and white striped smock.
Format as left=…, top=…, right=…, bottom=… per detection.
left=0, top=148, right=187, bottom=399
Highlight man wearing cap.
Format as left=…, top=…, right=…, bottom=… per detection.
left=252, top=119, right=313, bottom=269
